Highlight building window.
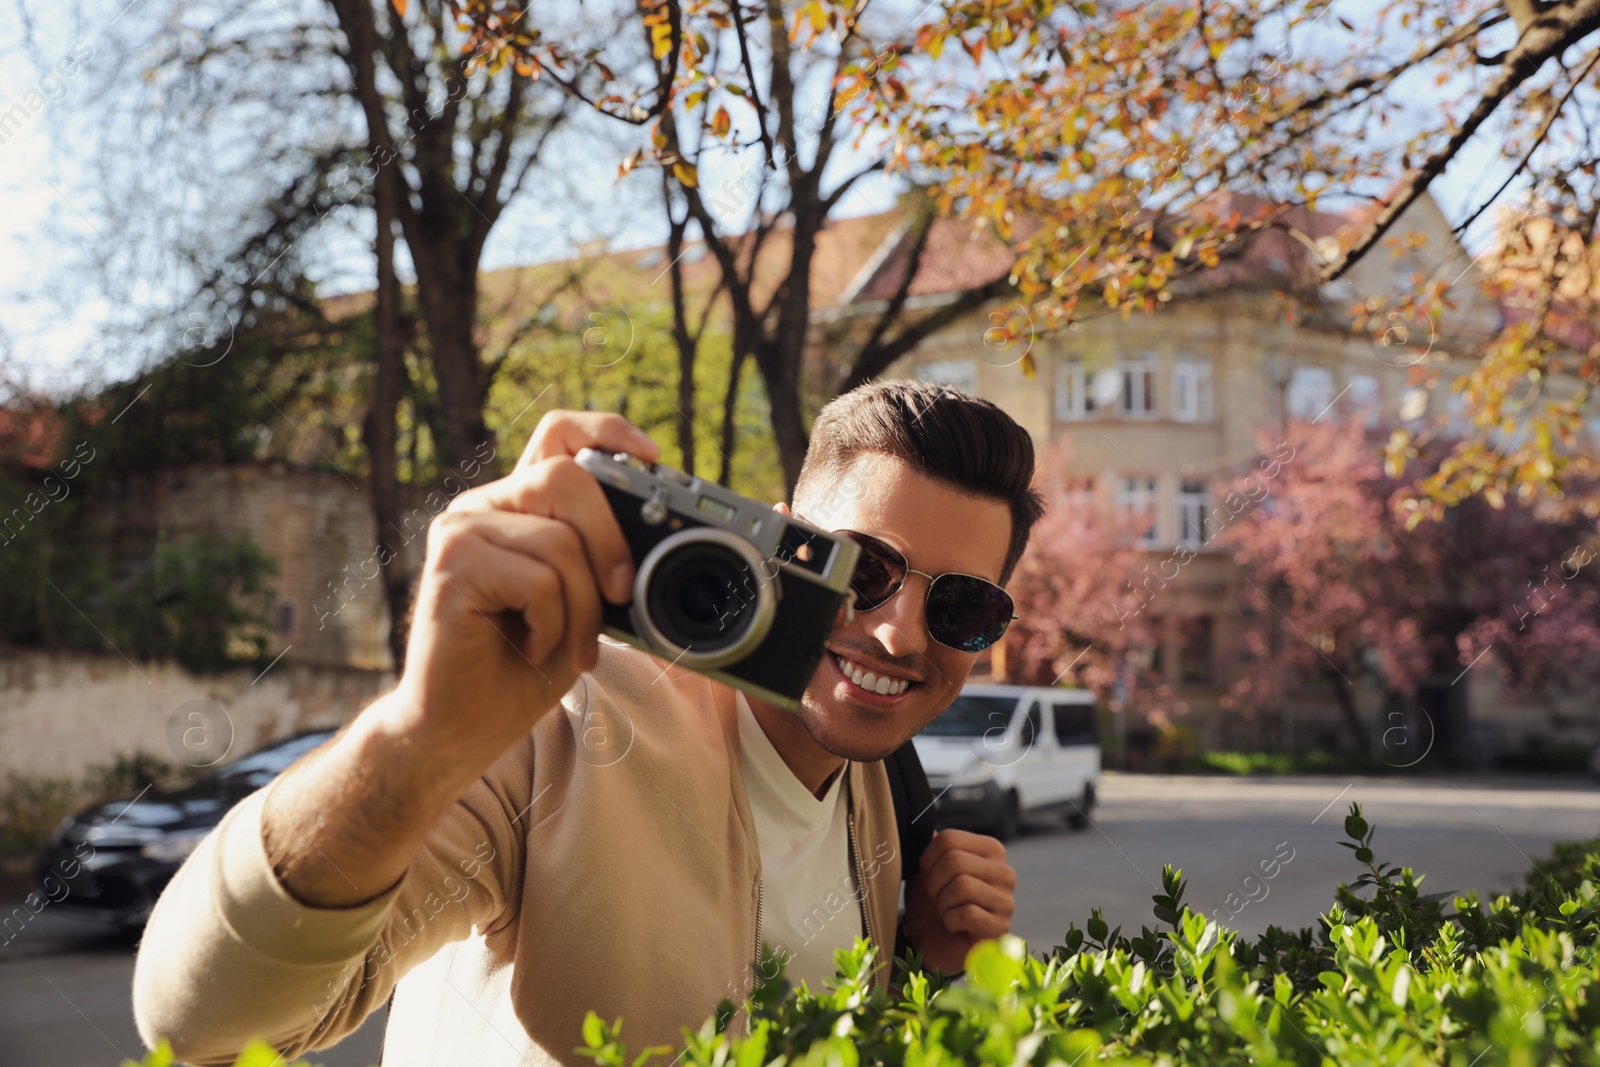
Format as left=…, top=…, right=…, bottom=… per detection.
left=1176, top=480, right=1209, bottom=547
left=1172, top=358, right=1213, bottom=421
left=1177, top=615, right=1214, bottom=683
left=1055, top=360, right=1096, bottom=421
left=1060, top=357, right=1159, bottom=419
left=1117, top=355, right=1159, bottom=417
left=1116, top=476, right=1160, bottom=546
left=1127, top=627, right=1158, bottom=675
left=917, top=358, right=976, bottom=393
left=273, top=600, right=297, bottom=637
left=1065, top=475, right=1098, bottom=515
left=1346, top=374, right=1381, bottom=427
left=1286, top=366, right=1335, bottom=421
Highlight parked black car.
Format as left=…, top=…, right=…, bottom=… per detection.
left=34, top=728, right=336, bottom=928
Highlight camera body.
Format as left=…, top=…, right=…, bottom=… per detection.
left=574, top=449, right=860, bottom=710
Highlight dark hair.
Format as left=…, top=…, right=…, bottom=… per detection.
left=795, top=379, right=1045, bottom=583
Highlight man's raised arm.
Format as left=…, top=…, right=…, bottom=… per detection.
left=131, top=412, right=658, bottom=1063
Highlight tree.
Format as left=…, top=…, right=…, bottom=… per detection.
left=1220, top=418, right=1600, bottom=753
left=836, top=1, right=1600, bottom=517
left=0, top=363, right=288, bottom=673
left=433, top=0, right=1024, bottom=492
left=484, top=296, right=787, bottom=501
left=1003, top=445, right=1169, bottom=720
left=324, top=0, right=579, bottom=475
left=61, top=0, right=615, bottom=668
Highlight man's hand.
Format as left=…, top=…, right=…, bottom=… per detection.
left=902, top=828, right=1017, bottom=975
left=263, top=410, right=657, bottom=907
left=386, top=410, right=658, bottom=780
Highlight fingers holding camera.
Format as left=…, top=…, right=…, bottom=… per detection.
left=422, top=508, right=606, bottom=671
left=458, top=457, right=636, bottom=606
left=463, top=510, right=604, bottom=674
left=518, top=409, right=659, bottom=469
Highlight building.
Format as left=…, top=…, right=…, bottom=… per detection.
left=819, top=191, right=1551, bottom=755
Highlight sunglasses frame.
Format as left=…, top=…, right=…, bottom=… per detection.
left=833, top=528, right=1018, bottom=653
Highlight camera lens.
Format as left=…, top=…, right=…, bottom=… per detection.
left=634, top=528, right=776, bottom=668
left=649, top=542, right=754, bottom=649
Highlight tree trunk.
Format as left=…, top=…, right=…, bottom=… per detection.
left=718, top=348, right=747, bottom=487
left=757, top=210, right=823, bottom=496
left=763, top=365, right=809, bottom=497
left=1326, top=668, right=1367, bottom=752
left=665, top=202, right=697, bottom=476
left=362, top=166, right=411, bottom=673
left=416, top=277, right=492, bottom=480
left=676, top=337, right=696, bottom=476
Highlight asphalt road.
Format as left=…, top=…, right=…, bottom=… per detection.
left=3, top=773, right=1597, bottom=1067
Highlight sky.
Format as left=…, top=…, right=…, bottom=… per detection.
left=0, top=1, right=1545, bottom=401
left=0, top=6, right=103, bottom=394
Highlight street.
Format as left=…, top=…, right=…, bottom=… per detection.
left=3, top=773, right=1596, bottom=1066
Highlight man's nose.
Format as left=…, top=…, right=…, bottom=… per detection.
left=869, top=575, right=930, bottom=659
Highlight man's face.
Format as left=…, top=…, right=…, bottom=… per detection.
left=789, top=452, right=1013, bottom=762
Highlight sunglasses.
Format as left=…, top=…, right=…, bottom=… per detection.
left=835, top=529, right=1017, bottom=653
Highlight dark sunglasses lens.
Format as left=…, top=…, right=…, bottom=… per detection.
left=845, top=533, right=904, bottom=609
left=926, top=574, right=1014, bottom=652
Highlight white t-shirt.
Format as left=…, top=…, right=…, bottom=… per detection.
left=735, top=691, right=863, bottom=993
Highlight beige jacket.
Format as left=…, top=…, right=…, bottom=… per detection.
left=132, top=638, right=904, bottom=1066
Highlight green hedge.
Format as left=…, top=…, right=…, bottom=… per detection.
left=131, top=803, right=1600, bottom=1067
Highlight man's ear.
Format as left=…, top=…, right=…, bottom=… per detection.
left=773, top=501, right=792, bottom=516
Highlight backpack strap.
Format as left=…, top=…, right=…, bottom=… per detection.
left=882, top=738, right=935, bottom=962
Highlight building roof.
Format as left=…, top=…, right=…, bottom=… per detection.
left=324, top=185, right=1492, bottom=341
left=836, top=191, right=1418, bottom=310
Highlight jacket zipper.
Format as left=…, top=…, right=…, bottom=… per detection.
left=846, top=808, right=875, bottom=970
left=753, top=879, right=763, bottom=961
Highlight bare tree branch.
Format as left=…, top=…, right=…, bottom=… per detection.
left=1455, top=46, right=1600, bottom=237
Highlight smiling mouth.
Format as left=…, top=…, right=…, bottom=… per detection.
left=832, top=651, right=918, bottom=697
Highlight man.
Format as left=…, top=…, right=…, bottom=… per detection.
left=133, top=379, right=1045, bottom=1066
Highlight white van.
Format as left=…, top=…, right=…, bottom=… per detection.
left=911, top=684, right=1101, bottom=840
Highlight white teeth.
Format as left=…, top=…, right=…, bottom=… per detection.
left=834, top=654, right=910, bottom=696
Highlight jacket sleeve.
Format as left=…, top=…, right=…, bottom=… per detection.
left=131, top=734, right=532, bottom=1067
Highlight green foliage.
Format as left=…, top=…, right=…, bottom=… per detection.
left=2, top=327, right=290, bottom=670
left=109, top=529, right=278, bottom=671
left=485, top=301, right=784, bottom=502
left=122, top=805, right=1600, bottom=1067
left=0, top=502, right=277, bottom=672
left=84, top=300, right=372, bottom=479
left=579, top=803, right=1600, bottom=1067
left=122, top=1039, right=315, bottom=1067
left=1180, top=750, right=1398, bottom=777
left=0, top=772, right=80, bottom=865
left=1493, top=744, right=1594, bottom=774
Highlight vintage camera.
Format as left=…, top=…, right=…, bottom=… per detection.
left=575, top=449, right=861, bottom=709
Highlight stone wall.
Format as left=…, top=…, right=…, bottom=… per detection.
left=152, top=462, right=432, bottom=672
left=0, top=645, right=391, bottom=779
